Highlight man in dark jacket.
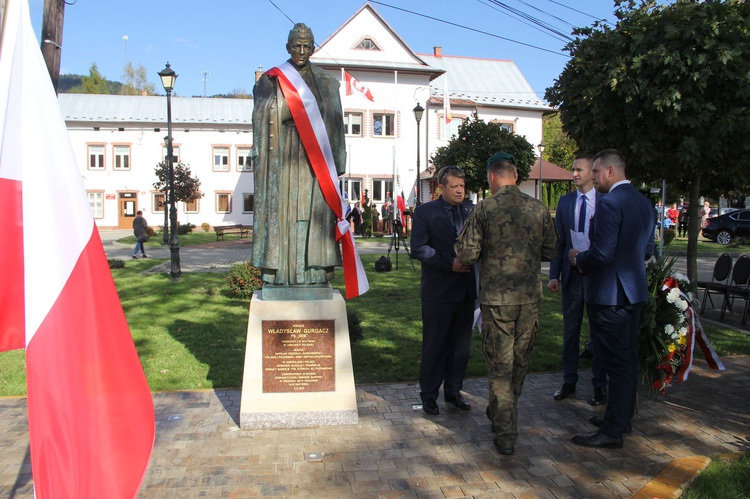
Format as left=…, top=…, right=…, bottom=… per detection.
left=411, top=166, right=476, bottom=416
left=132, top=211, right=148, bottom=259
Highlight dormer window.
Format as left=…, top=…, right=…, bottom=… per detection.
left=355, top=37, right=381, bottom=51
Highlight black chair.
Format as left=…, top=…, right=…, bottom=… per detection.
left=720, top=254, right=750, bottom=323
left=697, top=252, right=733, bottom=312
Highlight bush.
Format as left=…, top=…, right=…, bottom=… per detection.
left=347, top=308, right=364, bottom=344
left=108, top=258, right=125, bottom=269
left=145, top=226, right=156, bottom=238
left=201, top=222, right=211, bottom=233
left=227, top=261, right=263, bottom=299
left=178, top=223, right=195, bottom=235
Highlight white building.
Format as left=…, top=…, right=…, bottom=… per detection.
left=59, top=3, right=552, bottom=230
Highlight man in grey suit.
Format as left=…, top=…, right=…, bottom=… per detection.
left=548, top=154, right=607, bottom=405
left=568, top=149, right=654, bottom=449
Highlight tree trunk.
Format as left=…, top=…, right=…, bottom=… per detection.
left=686, top=170, right=702, bottom=297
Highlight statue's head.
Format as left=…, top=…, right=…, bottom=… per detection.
left=286, top=23, right=315, bottom=68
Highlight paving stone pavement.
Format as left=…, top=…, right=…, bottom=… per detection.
left=1, top=231, right=748, bottom=497
left=1, top=358, right=748, bottom=498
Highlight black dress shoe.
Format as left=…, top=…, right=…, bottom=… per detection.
left=571, top=430, right=623, bottom=449
left=494, top=440, right=514, bottom=455
left=589, top=416, right=631, bottom=434
left=554, top=383, right=576, bottom=400
left=445, top=394, right=471, bottom=410
left=589, top=387, right=607, bottom=406
left=422, top=400, right=439, bottom=415
left=579, top=349, right=594, bottom=360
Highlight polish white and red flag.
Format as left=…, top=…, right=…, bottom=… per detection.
left=344, top=71, right=375, bottom=102
left=443, top=76, right=452, bottom=125
left=0, top=0, right=154, bottom=497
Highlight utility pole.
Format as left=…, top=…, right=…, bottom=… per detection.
left=41, top=0, right=65, bottom=93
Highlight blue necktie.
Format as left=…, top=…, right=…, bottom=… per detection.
left=578, top=195, right=587, bottom=233
left=451, top=205, right=463, bottom=233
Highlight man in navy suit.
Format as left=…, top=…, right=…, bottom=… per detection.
left=411, top=166, right=477, bottom=416
left=568, top=149, right=654, bottom=449
left=548, top=154, right=607, bottom=404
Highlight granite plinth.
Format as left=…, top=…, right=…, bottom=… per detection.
left=239, top=289, right=358, bottom=429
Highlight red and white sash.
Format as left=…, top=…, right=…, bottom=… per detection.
left=266, top=62, right=369, bottom=299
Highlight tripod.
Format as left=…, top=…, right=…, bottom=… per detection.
left=387, top=219, right=415, bottom=270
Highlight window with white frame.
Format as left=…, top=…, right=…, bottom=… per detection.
left=372, top=113, right=395, bottom=137
left=371, top=179, right=394, bottom=203
left=113, top=145, right=130, bottom=170
left=344, top=113, right=362, bottom=136
left=88, top=144, right=105, bottom=170
left=213, top=146, right=229, bottom=171
left=184, top=198, right=199, bottom=213
left=88, top=191, right=103, bottom=218
left=216, top=192, right=232, bottom=213
left=443, top=116, right=464, bottom=140
left=237, top=147, right=253, bottom=171
left=161, top=144, right=180, bottom=163
left=152, top=192, right=166, bottom=213
left=243, top=193, right=254, bottom=213
left=355, top=38, right=381, bottom=51
left=343, top=179, right=362, bottom=206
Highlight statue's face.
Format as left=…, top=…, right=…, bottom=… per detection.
left=286, top=37, right=314, bottom=67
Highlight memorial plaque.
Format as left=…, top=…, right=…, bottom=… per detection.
left=262, top=319, right=335, bottom=393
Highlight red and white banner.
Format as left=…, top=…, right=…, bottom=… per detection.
left=0, top=0, right=154, bottom=496
left=443, top=76, right=452, bottom=125
left=268, top=62, right=369, bottom=299
left=344, top=71, right=375, bottom=102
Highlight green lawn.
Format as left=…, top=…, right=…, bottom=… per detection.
left=662, top=237, right=748, bottom=254
left=118, top=229, right=228, bottom=248
left=1, top=253, right=749, bottom=396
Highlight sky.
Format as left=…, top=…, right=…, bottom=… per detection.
left=28, top=0, right=620, bottom=100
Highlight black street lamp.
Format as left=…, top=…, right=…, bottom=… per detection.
left=158, top=62, right=181, bottom=281
left=537, top=142, right=546, bottom=205
left=161, top=136, right=170, bottom=247
left=413, top=102, right=424, bottom=205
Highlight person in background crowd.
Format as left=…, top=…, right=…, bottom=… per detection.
left=700, top=201, right=712, bottom=228
left=678, top=204, right=689, bottom=237
left=132, top=211, right=148, bottom=259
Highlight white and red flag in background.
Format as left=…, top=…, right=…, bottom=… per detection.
left=443, top=76, right=452, bottom=125
left=0, top=0, right=154, bottom=497
left=344, top=71, right=375, bottom=102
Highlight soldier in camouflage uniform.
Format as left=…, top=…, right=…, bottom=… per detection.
left=454, top=151, right=557, bottom=456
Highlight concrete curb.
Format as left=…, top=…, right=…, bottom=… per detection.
left=633, top=455, right=711, bottom=498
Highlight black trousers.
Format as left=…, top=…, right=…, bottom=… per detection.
left=587, top=302, right=644, bottom=438
left=419, top=298, right=475, bottom=402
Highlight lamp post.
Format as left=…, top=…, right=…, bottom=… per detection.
left=413, top=102, right=424, bottom=205
left=537, top=142, right=546, bottom=205
left=158, top=62, right=181, bottom=281
left=161, top=135, right=170, bottom=247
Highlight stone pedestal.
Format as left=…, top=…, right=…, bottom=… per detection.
left=239, top=289, right=358, bottom=428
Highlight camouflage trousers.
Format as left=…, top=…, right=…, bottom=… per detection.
left=481, top=302, right=539, bottom=449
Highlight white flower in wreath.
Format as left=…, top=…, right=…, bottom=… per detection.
left=674, top=272, right=689, bottom=284
left=678, top=326, right=688, bottom=337
left=667, top=288, right=681, bottom=303
left=665, top=324, right=675, bottom=335
left=676, top=298, right=689, bottom=312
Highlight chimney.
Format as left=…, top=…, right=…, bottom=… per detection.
left=434, top=46, right=442, bottom=58
left=255, top=65, right=264, bottom=82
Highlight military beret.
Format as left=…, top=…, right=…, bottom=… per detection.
left=487, top=151, right=516, bottom=167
